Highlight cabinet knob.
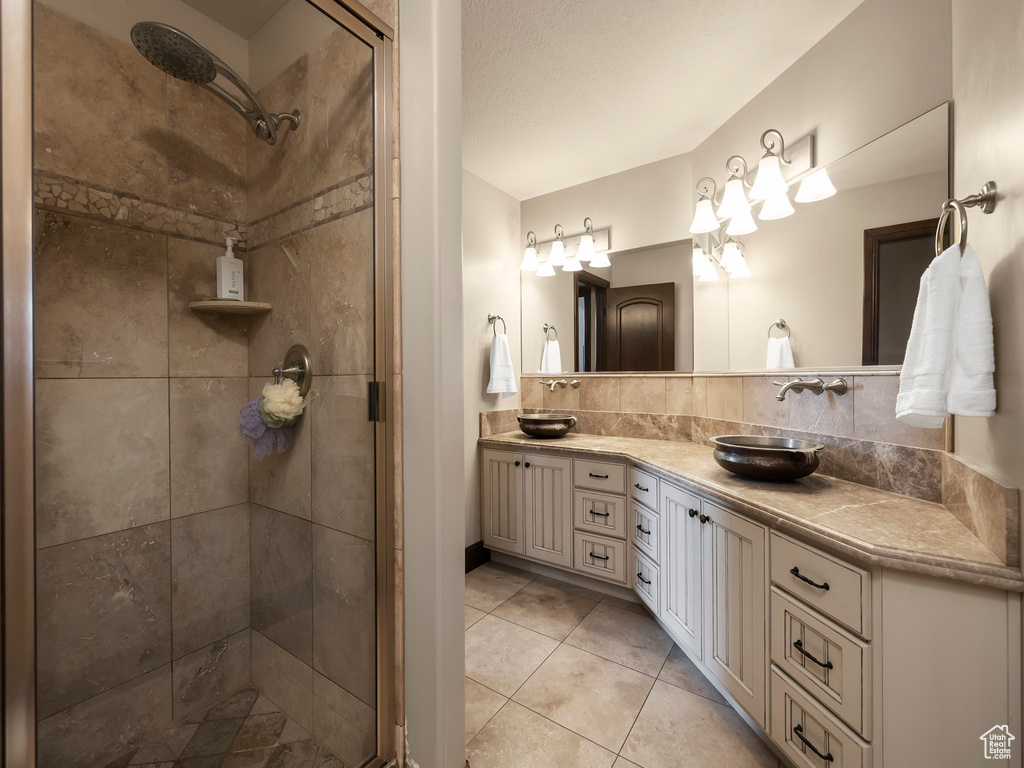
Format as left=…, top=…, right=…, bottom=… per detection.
left=525, top=461, right=531, bottom=468
left=688, top=508, right=699, bottom=519
left=514, top=460, right=521, bottom=467
left=699, top=514, right=710, bottom=524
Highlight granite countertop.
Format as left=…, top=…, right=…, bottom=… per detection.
left=479, top=431, right=1024, bottom=592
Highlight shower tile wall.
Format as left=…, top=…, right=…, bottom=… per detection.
left=31, top=4, right=376, bottom=767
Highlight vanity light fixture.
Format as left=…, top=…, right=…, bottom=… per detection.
left=719, top=239, right=743, bottom=273
left=562, top=252, right=583, bottom=272
left=758, top=191, right=796, bottom=221
left=716, top=156, right=752, bottom=220
left=547, top=224, right=566, bottom=267
left=576, top=218, right=596, bottom=262
left=536, top=260, right=555, bottom=277
left=692, top=244, right=710, bottom=276
left=749, top=129, right=791, bottom=201
left=697, top=258, right=720, bottom=282
left=689, top=177, right=721, bottom=234
left=794, top=167, right=837, bottom=203
left=520, top=231, right=539, bottom=271
left=726, top=206, right=757, bottom=236
left=588, top=248, right=611, bottom=269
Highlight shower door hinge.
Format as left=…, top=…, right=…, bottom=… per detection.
left=368, top=380, right=383, bottom=422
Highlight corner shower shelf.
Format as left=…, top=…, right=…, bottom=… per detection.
left=188, top=300, right=273, bottom=315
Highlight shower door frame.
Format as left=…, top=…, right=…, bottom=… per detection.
left=0, top=0, right=397, bottom=764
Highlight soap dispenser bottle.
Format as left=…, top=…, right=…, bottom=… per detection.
left=216, top=237, right=244, bottom=301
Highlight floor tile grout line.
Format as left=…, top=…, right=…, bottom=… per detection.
left=487, top=597, right=600, bottom=643
left=615, top=674, right=658, bottom=762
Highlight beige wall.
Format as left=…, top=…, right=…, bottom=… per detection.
left=463, top=169, right=522, bottom=545
left=950, top=0, right=1024, bottom=496
left=247, top=0, right=334, bottom=90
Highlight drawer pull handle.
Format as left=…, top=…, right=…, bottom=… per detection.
left=590, top=509, right=611, bottom=518
left=793, top=639, right=834, bottom=670
left=699, top=514, right=710, bottom=524
left=793, top=724, right=833, bottom=763
left=636, top=573, right=651, bottom=585
left=589, top=472, right=609, bottom=479
left=589, top=552, right=610, bottom=561
left=636, top=524, right=651, bottom=535
left=634, top=483, right=649, bottom=492
left=790, top=566, right=830, bottom=591
left=688, top=508, right=699, bottom=518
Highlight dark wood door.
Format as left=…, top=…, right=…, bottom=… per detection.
left=604, top=282, right=675, bottom=371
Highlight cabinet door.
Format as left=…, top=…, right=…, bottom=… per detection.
left=660, top=483, right=703, bottom=659
left=523, top=453, right=573, bottom=568
left=481, top=449, right=524, bottom=555
left=702, top=500, right=767, bottom=727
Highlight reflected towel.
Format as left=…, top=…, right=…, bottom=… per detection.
left=486, top=333, right=517, bottom=399
left=540, top=339, right=562, bottom=374
left=766, top=336, right=795, bottom=369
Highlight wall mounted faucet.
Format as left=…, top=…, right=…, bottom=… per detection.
left=773, top=377, right=848, bottom=401
left=541, top=378, right=568, bottom=392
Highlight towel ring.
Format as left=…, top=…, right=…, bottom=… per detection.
left=488, top=313, right=506, bottom=334
left=767, top=319, right=790, bottom=339
left=935, top=198, right=968, bottom=257
left=543, top=323, right=558, bottom=341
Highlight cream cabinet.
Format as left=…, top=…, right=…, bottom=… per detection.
left=660, top=482, right=703, bottom=660
left=701, top=500, right=767, bottom=728
left=523, top=453, right=573, bottom=568
left=481, top=448, right=524, bottom=555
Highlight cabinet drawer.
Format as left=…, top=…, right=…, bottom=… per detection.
left=629, top=467, right=659, bottom=510
left=771, top=667, right=871, bottom=768
left=574, top=458, right=626, bottom=494
left=770, top=532, right=872, bottom=639
left=770, top=588, right=871, bottom=739
left=573, top=531, right=627, bottom=584
left=629, top=502, right=659, bottom=562
left=630, top=546, right=659, bottom=614
left=573, top=489, right=626, bottom=538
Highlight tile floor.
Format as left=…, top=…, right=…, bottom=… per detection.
left=103, top=687, right=343, bottom=768
left=464, top=562, right=782, bottom=768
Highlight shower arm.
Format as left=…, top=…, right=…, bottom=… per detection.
left=202, top=54, right=301, bottom=145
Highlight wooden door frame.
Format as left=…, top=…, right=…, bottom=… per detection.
left=573, top=270, right=610, bottom=372
left=862, top=217, right=939, bottom=365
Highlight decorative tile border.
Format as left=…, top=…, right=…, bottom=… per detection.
left=942, top=453, right=1020, bottom=567
left=33, top=171, right=246, bottom=248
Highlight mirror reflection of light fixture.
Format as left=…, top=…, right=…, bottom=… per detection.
left=689, top=177, right=720, bottom=234
left=716, top=156, right=751, bottom=220
left=547, top=224, right=566, bottom=267
left=536, top=260, right=555, bottom=277
left=562, top=253, right=582, bottom=272
left=730, top=254, right=751, bottom=278
left=795, top=167, right=837, bottom=203
left=692, top=245, right=709, bottom=276
left=576, top=217, right=595, bottom=262
left=588, top=249, right=611, bottom=268
left=719, top=240, right=742, bottom=273
left=758, top=191, right=795, bottom=220
left=520, top=230, right=538, bottom=271
left=726, top=206, right=757, bottom=236
left=698, top=258, right=720, bottom=282
left=749, top=129, right=791, bottom=201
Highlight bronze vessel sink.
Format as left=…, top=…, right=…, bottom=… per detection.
left=711, top=435, right=824, bottom=481
left=517, top=413, right=577, bottom=439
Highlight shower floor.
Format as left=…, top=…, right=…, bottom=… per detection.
left=102, top=687, right=347, bottom=768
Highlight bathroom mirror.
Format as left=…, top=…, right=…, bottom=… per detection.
left=520, top=102, right=950, bottom=374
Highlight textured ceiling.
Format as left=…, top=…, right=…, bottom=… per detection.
left=180, top=0, right=290, bottom=38
left=463, top=0, right=865, bottom=200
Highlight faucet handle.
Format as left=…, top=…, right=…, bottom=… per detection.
left=771, top=380, right=787, bottom=386
left=570, top=379, right=582, bottom=388
left=824, top=377, right=849, bottom=395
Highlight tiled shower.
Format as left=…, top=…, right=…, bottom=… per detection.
left=31, top=2, right=381, bottom=766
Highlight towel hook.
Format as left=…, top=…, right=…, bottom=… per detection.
left=935, top=181, right=997, bottom=257
left=543, top=323, right=558, bottom=341
left=767, top=319, right=790, bottom=339
left=488, top=313, right=506, bottom=334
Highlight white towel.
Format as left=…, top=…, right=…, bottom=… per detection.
left=766, top=336, right=795, bottom=369
left=540, top=339, right=562, bottom=374
left=486, top=333, right=517, bottom=399
left=896, top=244, right=995, bottom=427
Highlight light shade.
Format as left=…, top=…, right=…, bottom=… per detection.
left=547, top=239, right=566, bottom=266
left=589, top=250, right=611, bottom=268
left=758, top=191, right=795, bottom=220
left=692, top=246, right=709, bottom=277
left=576, top=233, right=595, bottom=262
left=689, top=197, right=720, bottom=235
left=749, top=153, right=789, bottom=201
left=698, top=259, right=719, bottom=282
left=726, top=207, right=757, bottom=236
left=520, top=245, right=538, bottom=271
left=716, top=177, right=750, bottom=220
left=719, top=241, right=742, bottom=273
left=729, top=254, right=751, bottom=278
left=795, top=167, right=837, bottom=203
left=562, top=254, right=582, bottom=272
left=536, top=261, right=555, bottom=277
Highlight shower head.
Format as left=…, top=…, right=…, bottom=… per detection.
left=129, top=22, right=301, bottom=145
left=130, top=22, right=216, bottom=84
